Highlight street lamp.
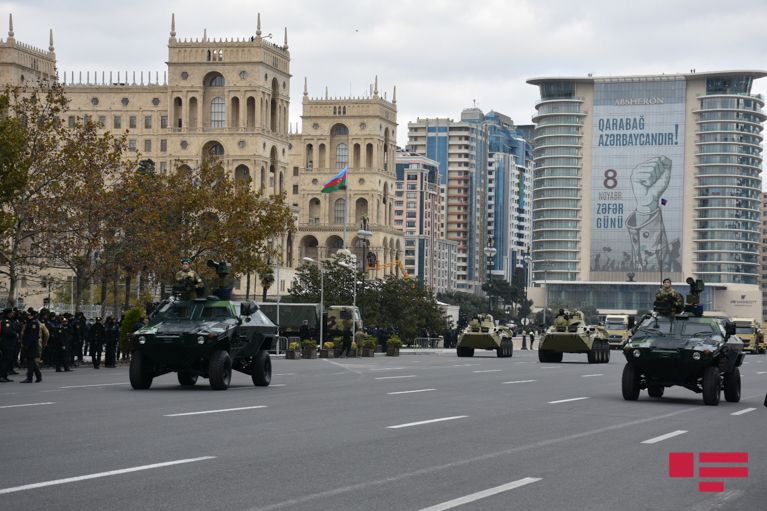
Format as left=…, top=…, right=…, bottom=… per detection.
left=357, top=216, right=373, bottom=317
left=302, top=256, right=324, bottom=350
left=521, top=251, right=532, bottom=350
left=338, top=260, right=357, bottom=340
left=483, top=242, right=497, bottom=311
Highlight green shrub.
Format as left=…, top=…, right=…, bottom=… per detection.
left=302, top=339, right=318, bottom=349
left=362, top=337, right=377, bottom=348
left=323, top=341, right=335, bottom=350
left=288, top=341, right=301, bottom=350
left=119, top=307, right=144, bottom=355
left=386, top=336, right=402, bottom=347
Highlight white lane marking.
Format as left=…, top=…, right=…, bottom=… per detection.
left=731, top=408, right=757, bottom=416
left=375, top=375, right=416, bottom=380
left=165, top=405, right=267, bottom=417
left=370, top=367, right=405, bottom=372
left=59, top=382, right=129, bottom=389
left=417, top=477, right=542, bottom=511
left=387, top=389, right=436, bottom=395
left=502, top=380, right=537, bottom=384
left=328, top=371, right=349, bottom=376
left=0, top=456, right=216, bottom=495
left=540, top=365, right=561, bottom=369
left=757, top=371, right=766, bottom=375
left=271, top=384, right=286, bottom=387
left=249, top=407, right=700, bottom=511
left=473, top=369, right=502, bottom=373
left=581, top=373, right=604, bottom=378
left=514, top=361, right=530, bottom=364
left=0, top=402, right=54, bottom=409
left=272, top=373, right=294, bottom=376
left=387, top=416, right=468, bottom=429
left=641, top=430, right=688, bottom=444
left=451, top=364, right=479, bottom=367
left=548, top=397, right=589, bottom=404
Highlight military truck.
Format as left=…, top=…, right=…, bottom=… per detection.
left=537, top=311, right=611, bottom=363
left=325, top=305, right=363, bottom=337
left=456, top=314, right=514, bottom=358
left=621, top=278, right=745, bottom=405
left=731, top=317, right=765, bottom=354
left=257, top=302, right=321, bottom=339
left=130, top=297, right=277, bottom=390
left=604, top=314, right=632, bottom=349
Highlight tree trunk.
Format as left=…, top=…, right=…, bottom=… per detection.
left=5, top=261, right=17, bottom=307
left=112, top=268, right=120, bottom=318
left=138, top=267, right=146, bottom=300
left=245, top=272, right=251, bottom=301
left=100, top=276, right=108, bottom=318
left=124, top=273, right=132, bottom=310
left=262, top=284, right=269, bottom=302
left=74, top=267, right=85, bottom=313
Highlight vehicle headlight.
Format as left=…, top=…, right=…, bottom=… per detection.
left=197, top=335, right=205, bottom=344
left=138, top=336, right=146, bottom=344
left=692, top=352, right=701, bottom=361
left=632, top=349, right=641, bottom=358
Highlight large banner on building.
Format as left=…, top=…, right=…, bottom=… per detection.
left=590, top=79, right=686, bottom=277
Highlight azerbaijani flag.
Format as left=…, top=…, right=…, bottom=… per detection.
left=321, top=165, right=348, bottom=193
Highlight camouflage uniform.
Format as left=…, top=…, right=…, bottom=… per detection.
left=655, top=286, right=684, bottom=314
left=175, top=265, right=204, bottom=298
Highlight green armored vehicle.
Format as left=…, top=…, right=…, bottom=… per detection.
left=537, top=310, right=610, bottom=363
left=129, top=261, right=277, bottom=390
left=456, top=314, right=514, bottom=358
left=621, top=278, right=744, bottom=405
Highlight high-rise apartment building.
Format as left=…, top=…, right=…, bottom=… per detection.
left=761, top=192, right=767, bottom=321
left=528, top=71, right=766, bottom=319
left=394, top=149, right=457, bottom=292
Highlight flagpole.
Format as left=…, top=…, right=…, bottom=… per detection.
left=343, top=166, right=349, bottom=248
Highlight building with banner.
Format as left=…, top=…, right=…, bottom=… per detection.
left=527, top=71, right=766, bottom=320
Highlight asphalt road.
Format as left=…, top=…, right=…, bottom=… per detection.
left=1, top=345, right=766, bottom=511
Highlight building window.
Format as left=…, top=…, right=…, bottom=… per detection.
left=159, top=162, right=167, bottom=172
left=334, top=198, right=346, bottom=224
left=144, top=115, right=152, bottom=129
left=336, top=143, right=348, bottom=169
left=129, top=116, right=137, bottom=129
left=128, top=139, right=137, bottom=151
left=113, top=116, right=121, bottom=129
left=293, top=166, right=299, bottom=176
left=144, top=139, right=152, bottom=152
left=160, top=139, right=167, bottom=152
left=67, top=116, right=76, bottom=128
left=211, top=97, right=226, bottom=128
left=292, top=184, right=299, bottom=194
left=160, top=115, right=168, bottom=129
left=210, top=74, right=225, bottom=86
left=98, top=115, right=106, bottom=127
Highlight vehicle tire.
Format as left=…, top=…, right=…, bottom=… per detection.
left=507, top=340, right=513, bottom=358
left=457, top=346, right=474, bottom=357
left=551, top=351, right=563, bottom=363
left=129, top=352, right=153, bottom=390
left=647, top=385, right=664, bottom=398
left=587, top=350, right=597, bottom=364
left=723, top=367, right=741, bottom=403
left=621, top=363, right=640, bottom=401
left=177, top=372, right=198, bottom=386
left=702, top=366, right=721, bottom=406
left=538, top=349, right=549, bottom=363
left=251, top=350, right=272, bottom=387
left=208, top=350, right=232, bottom=390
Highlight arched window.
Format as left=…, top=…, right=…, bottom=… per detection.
left=336, top=143, right=348, bottom=169
left=334, top=198, right=346, bottom=225
left=211, top=97, right=225, bottom=128
left=210, top=75, right=225, bottom=86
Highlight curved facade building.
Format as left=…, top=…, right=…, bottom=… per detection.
left=527, top=71, right=766, bottom=320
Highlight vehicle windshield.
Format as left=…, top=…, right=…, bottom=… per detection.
left=605, top=321, right=626, bottom=330
left=154, top=301, right=196, bottom=321
left=735, top=326, right=753, bottom=335
left=201, top=304, right=234, bottom=320
left=633, top=315, right=719, bottom=340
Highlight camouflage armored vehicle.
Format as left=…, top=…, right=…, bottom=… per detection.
left=456, top=314, right=513, bottom=358
left=130, top=261, right=277, bottom=390
left=622, top=279, right=744, bottom=405
left=537, top=311, right=610, bottom=363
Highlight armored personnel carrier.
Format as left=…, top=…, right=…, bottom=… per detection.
left=537, top=311, right=610, bottom=363
left=456, top=314, right=513, bottom=358
left=130, top=261, right=277, bottom=390
left=622, top=278, right=744, bottom=405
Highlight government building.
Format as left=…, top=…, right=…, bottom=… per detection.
left=527, top=71, right=766, bottom=320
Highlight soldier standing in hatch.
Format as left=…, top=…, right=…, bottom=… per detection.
left=175, top=258, right=204, bottom=297
left=655, top=278, right=684, bottom=314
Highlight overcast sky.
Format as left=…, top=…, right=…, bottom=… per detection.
left=3, top=0, right=767, bottom=151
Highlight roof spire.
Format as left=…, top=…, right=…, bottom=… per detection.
left=170, top=13, right=176, bottom=39
left=203, top=28, right=207, bottom=41
left=325, top=86, right=328, bottom=99
left=256, top=13, right=262, bottom=38
left=284, top=27, right=288, bottom=48
left=8, top=13, right=14, bottom=41
left=48, top=28, right=54, bottom=52
left=392, top=85, right=397, bottom=104
left=303, top=77, right=308, bottom=96
left=373, top=75, right=379, bottom=98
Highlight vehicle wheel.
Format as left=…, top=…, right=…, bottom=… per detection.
left=129, top=352, right=153, bottom=390
left=702, top=366, right=721, bottom=406
left=723, top=367, right=741, bottom=403
left=251, top=350, right=272, bottom=387
left=457, top=346, right=474, bottom=357
left=587, top=350, right=597, bottom=364
left=621, top=363, right=640, bottom=401
left=551, top=351, right=563, bottom=363
left=538, top=349, right=549, bottom=362
left=507, top=340, right=513, bottom=358
left=177, top=372, right=198, bottom=386
left=647, top=385, right=664, bottom=398
left=209, top=350, right=232, bottom=390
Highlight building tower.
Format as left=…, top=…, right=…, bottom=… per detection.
left=289, top=78, right=403, bottom=277
left=0, top=14, right=56, bottom=85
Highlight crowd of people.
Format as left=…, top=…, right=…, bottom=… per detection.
left=0, top=307, right=148, bottom=383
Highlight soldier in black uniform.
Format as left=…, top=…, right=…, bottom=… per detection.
left=20, top=311, right=46, bottom=383
left=55, top=316, right=73, bottom=372
left=104, top=317, right=119, bottom=368
left=0, top=312, right=19, bottom=382
left=87, top=317, right=106, bottom=369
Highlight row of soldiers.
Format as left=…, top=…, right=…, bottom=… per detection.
left=0, top=308, right=129, bottom=383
